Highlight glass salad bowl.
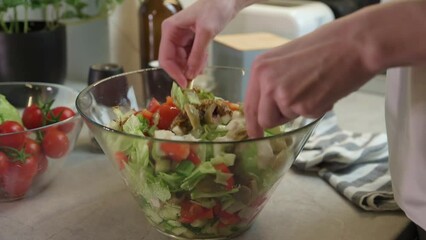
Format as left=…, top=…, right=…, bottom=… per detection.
left=0, top=82, right=83, bottom=201
left=76, top=67, right=321, bottom=239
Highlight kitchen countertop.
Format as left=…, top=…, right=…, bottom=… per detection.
left=0, top=80, right=409, bottom=240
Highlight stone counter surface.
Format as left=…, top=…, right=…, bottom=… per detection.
left=0, top=82, right=409, bottom=240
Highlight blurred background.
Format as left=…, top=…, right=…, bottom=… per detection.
left=64, top=0, right=383, bottom=95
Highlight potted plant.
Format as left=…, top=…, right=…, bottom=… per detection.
left=0, top=0, right=123, bottom=84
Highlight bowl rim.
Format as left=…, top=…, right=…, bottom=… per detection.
left=76, top=67, right=323, bottom=144
left=0, top=81, right=82, bottom=136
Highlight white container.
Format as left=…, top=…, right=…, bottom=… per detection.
left=220, top=1, right=335, bottom=39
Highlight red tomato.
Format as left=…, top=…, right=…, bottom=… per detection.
left=218, top=210, right=241, bottom=226
left=0, top=151, right=10, bottom=179
left=165, top=96, right=175, bottom=106
left=23, top=138, right=42, bottom=156
left=147, top=97, right=161, bottom=113
left=36, top=154, right=48, bottom=175
left=187, top=150, right=201, bottom=165
left=42, top=128, right=70, bottom=158
left=0, top=121, right=26, bottom=149
left=47, top=106, right=75, bottom=133
left=225, top=101, right=240, bottom=111
left=114, top=151, right=129, bottom=170
left=180, top=201, right=214, bottom=224
left=160, top=142, right=190, bottom=162
left=214, top=163, right=230, bottom=173
left=157, top=104, right=180, bottom=130
left=214, top=164, right=235, bottom=190
left=135, top=109, right=153, bottom=124
left=22, top=104, right=44, bottom=129
left=213, top=203, right=241, bottom=226
left=2, top=155, right=38, bottom=198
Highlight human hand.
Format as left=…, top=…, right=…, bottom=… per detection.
left=244, top=17, right=380, bottom=138
left=159, top=0, right=245, bottom=87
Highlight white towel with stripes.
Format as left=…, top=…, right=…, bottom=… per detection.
left=294, top=112, right=399, bottom=211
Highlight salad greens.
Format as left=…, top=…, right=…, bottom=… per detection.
left=106, top=83, right=292, bottom=238
left=0, top=94, right=22, bottom=124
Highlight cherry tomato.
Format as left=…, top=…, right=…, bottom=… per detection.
left=36, top=154, right=48, bottom=175
left=157, top=104, right=180, bottom=130
left=22, top=138, right=47, bottom=175
left=0, top=121, right=26, bottom=149
left=0, top=151, right=10, bottom=180
left=42, top=128, right=70, bottom=158
left=2, top=155, right=38, bottom=198
left=23, top=138, right=42, bottom=156
left=22, top=104, right=44, bottom=129
left=47, top=106, right=75, bottom=133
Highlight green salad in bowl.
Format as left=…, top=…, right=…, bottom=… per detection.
left=76, top=67, right=321, bottom=239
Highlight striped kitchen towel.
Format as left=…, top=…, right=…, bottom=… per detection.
left=294, top=112, right=400, bottom=211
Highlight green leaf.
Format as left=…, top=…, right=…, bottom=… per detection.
left=180, top=162, right=216, bottom=191
left=0, top=94, right=22, bottom=124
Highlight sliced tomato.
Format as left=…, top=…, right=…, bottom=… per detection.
left=214, top=163, right=230, bottom=173
left=180, top=201, right=214, bottom=223
left=142, top=109, right=153, bottom=120
left=147, top=97, right=161, bottom=113
left=214, top=163, right=234, bottom=189
left=226, top=101, right=240, bottom=111
left=157, top=104, right=180, bottom=130
left=115, top=151, right=129, bottom=170
left=165, top=96, right=175, bottom=106
left=219, top=213, right=241, bottom=226
left=180, top=201, right=195, bottom=223
left=160, top=142, right=190, bottom=162
left=187, top=149, right=201, bottom=165
left=226, top=177, right=235, bottom=190
left=198, top=207, right=214, bottom=220
left=213, top=203, right=241, bottom=226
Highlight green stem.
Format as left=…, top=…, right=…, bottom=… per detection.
left=0, top=146, right=29, bottom=163
left=13, top=7, right=19, bottom=33
left=54, top=3, right=61, bottom=29
left=24, top=4, right=29, bottom=33
left=0, top=13, right=11, bottom=34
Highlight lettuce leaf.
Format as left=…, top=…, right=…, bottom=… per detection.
left=180, top=162, right=216, bottom=191
left=0, top=94, right=22, bottom=124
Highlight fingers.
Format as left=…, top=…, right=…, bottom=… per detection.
left=258, top=90, right=286, bottom=129
left=159, top=19, right=194, bottom=87
left=244, top=72, right=263, bottom=138
left=186, top=26, right=213, bottom=79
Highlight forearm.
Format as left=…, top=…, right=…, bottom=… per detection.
left=351, top=1, right=426, bottom=72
